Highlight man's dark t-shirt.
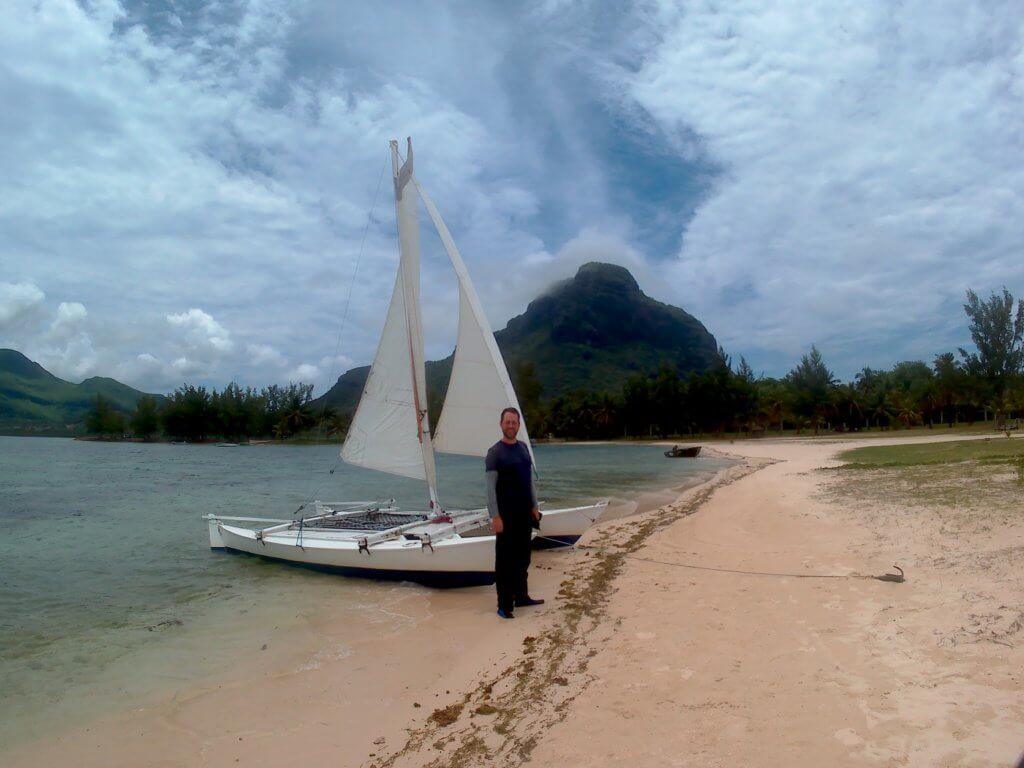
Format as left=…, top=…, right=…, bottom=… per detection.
left=485, top=440, right=534, bottom=524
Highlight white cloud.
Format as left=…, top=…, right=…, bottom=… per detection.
left=612, top=0, right=1024, bottom=375
left=112, top=352, right=177, bottom=392
left=287, top=363, right=320, bottom=383
left=318, top=353, right=354, bottom=375
left=48, top=301, right=88, bottom=339
left=166, top=308, right=233, bottom=353
left=37, top=332, right=98, bottom=382
left=171, top=356, right=204, bottom=375
left=0, top=282, right=45, bottom=328
left=2, top=0, right=1022, bottom=390
left=247, top=343, right=287, bottom=368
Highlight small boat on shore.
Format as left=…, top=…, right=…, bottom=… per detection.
left=664, top=445, right=701, bottom=458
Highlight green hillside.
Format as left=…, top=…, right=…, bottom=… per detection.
left=0, top=350, right=158, bottom=435
left=315, top=262, right=719, bottom=413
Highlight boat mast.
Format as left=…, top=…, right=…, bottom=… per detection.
left=390, top=138, right=441, bottom=511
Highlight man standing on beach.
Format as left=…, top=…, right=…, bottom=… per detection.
left=486, top=407, right=543, bottom=619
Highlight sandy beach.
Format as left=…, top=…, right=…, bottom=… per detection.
left=6, top=435, right=1023, bottom=767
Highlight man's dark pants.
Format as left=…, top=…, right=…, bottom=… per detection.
left=495, top=517, right=532, bottom=613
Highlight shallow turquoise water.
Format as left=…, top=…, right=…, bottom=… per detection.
left=0, top=437, right=729, bottom=747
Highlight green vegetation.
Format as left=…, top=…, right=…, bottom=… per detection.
left=83, top=395, right=125, bottom=437
left=838, top=438, right=1024, bottom=468
left=500, top=286, right=1024, bottom=440
left=154, top=382, right=320, bottom=442
left=129, top=395, right=160, bottom=439
left=959, top=287, right=1024, bottom=401
left=0, top=349, right=153, bottom=435
left=495, top=263, right=720, bottom=399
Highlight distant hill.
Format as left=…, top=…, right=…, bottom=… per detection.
left=0, top=349, right=158, bottom=435
left=315, top=262, right=719, bottom=412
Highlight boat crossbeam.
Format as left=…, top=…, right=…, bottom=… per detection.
left=203, top=514, right=292, bottom=524
left=355, top=509, right=492, bottom=553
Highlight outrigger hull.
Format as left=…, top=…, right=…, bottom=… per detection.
left=461, top=501, right=608, bottom=549
left=210, top=521, right=496, bottom=589
left=532, top=502, right=607, bottom=548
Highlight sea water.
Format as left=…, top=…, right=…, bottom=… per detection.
left=0, top=437, right=730, bottom=748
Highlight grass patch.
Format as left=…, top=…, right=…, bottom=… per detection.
left=820, top=439, right=1024, bottom=649
left=822, top=439, right=1024, bottom=534
left=838, top=437, right=1024, bottom=468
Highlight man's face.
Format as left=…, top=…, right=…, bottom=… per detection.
left=500, top=412, right=520, bottom=440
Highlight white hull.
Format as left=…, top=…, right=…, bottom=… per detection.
left=461, top=501, right=608, bottom=548
left=533, top=501, right=607, bottom=547
left=209, top=517, right=496, bottom=588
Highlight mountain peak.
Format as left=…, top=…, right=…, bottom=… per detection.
left=0, top=348, right=60, bottom=382
left=318, top=262, right=719, bottom=409
left=502, top=262, right=716, bottom=359
left=0, top=350, right=156, bottom=434
left=572, top=262, right=641, bottom=293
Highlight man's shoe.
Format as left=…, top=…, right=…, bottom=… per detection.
left=515, top=597, right=545, bottom=607
left=497, top=608, right=515, bottom=619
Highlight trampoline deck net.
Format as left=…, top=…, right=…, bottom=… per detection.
left=308, top=511, right=429, bottom=531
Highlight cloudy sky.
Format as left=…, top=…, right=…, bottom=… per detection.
left=2, top=0, right=1022, bottom=394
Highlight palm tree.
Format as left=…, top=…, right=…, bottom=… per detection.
left=866, top=391, right=895, bottom=430
left=832, top=384, right=864, bottom=431
left=590, top=394, right=618, bottom=437
left=933, top=352, right=960, bottom=425
left=277, top=393, right=316, bottom=438
left=324, top=411, right=351, bottom=440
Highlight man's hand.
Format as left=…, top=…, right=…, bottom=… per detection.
left=531, top=506, right=541, bottom=523
left=491, top=516, right=504, bottom=534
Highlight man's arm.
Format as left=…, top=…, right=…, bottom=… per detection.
left=485, top=448, right=503, bottom=533
left=529, top=473, right=540, bottom=521
left=486, top=470, right=500, bottom=519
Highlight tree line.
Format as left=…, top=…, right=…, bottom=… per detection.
left=514, top=287, right=1024, bottom=439
left=87, top=287, right=1024, bottom=442
left=86, top=382, right=349, bottom=441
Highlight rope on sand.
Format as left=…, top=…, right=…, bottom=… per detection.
left=579, top=547, right=906, bottom=583
left=630, top=555, right=905, bottom=583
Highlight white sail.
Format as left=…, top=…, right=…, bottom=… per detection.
left=342, top=141, right=439, bottom=504
left=415, top=180, right=535, bottom=464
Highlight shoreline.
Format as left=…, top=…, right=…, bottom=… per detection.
left=7, top=434, right=1022, bottom=766
left=6, top=419, right=1003, bottom=445
left=1, top=464, right=730, bottom=768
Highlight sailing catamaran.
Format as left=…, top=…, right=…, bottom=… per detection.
left=205, top=139, right=606, bottom=587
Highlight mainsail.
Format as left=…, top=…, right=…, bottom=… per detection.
left=416, top=182, right=535, bottom=464
left=341, top=140, right=439, bottom=506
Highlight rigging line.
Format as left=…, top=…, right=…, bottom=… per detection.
left=625, top=554, right=905, bottom=582
left=302, top=150, right=389, bottom=514
left=629, top=555, right=851, bottom=579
